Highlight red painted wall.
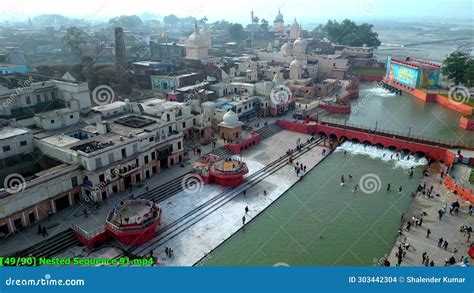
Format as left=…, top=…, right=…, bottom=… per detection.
left=277, top=119, right=455, bottom=165
left=74, top=231, right=111, bottom=250
left=385, top=78, right=473, bottom=116
left=357, top=74, right=384, bottom=81
left=319, top=104, right=351, bottom=114
left=459, top=116, right=474, bottom=130
left=445, top=175, right=473, bottom=204
left=225, top=133, right=261, bottom=154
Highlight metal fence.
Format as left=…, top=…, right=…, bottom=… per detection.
left=319, top=118, right=474, bottom=149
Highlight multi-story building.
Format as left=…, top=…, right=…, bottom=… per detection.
left=151, top=72, right=205, bottom=93
left=150, top=42, right=186, bottom=61
left=0, top=79, right=207, bottom=237
left=0, top=78, right=91, bottom=120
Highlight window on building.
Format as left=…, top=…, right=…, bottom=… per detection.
left=95, top=158, right=102, bottom=168
left=36, top=94, right=41, bottom=102
left=193, top=118, right=196, bottom=125
left=99, top=174, right=105, bottom=182
left=44, top=93, right=49, bottom=100
left=121, top=148, right=127, bottom=158
left=166, top=114, right=170, bottom=121
left=182, top=122, right=186, bottom=129
left=51, top=120, right=55, bottom=124
left=144, top=155, right=149, bottom=164
left=108, top=153, right=114, bottom=163
left=71, top=176, right=78, bottom=187
left=178, top=141, right=182, bottom=150
left=149, top=137, right=154, bottom=142
left=70, top=115, right=74, bottom=119
left=238, top=108, right=242, bottom=113
left=133, top=144, right=138, bottom=153
left=20, top=141, right=27, bottom=146
left=168, top=126, right=172, bottom=133
left=25, top=96, right=31, bottom=104
left=151, top=152, right=156, bottom=160
left=2, top=146, right=10, bottom=152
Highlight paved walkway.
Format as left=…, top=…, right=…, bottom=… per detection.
left=145, top=131, right=329, bottom=266
left=388, top=162, right=473, bottom=266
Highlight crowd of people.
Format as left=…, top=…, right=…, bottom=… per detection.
left=390, top=165, right=473, bottom=267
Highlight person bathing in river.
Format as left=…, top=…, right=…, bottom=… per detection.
left=387, top=183, right=391, bottom=191
left=340, top=175, right=345, bottom=186
left=353, top=184, right=359, bottom=192
left=398, top=186, right=403, bottom=193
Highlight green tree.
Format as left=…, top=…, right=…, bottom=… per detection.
left=228, top=23, right=243, bottom=42
left=163, top=14, right=179, bottom=25
left=464, top=59, right=474, bottom=88
left=109, top=15, right=143, bottom=28
left=310, top=24, right=327, bottom=39
left=319, top=19, right=381, bottom=48
left=62, top=27, right=108, bottom=89
left=211, top=20, right=230, bottom=31
left=260, top=18, right=269, bottom=32
left=442, top=51, right=470, bottom=85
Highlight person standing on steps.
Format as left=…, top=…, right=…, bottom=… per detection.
left=245, top=206, right=249, bottom=214
left=242, top=216, right=246, bottom=225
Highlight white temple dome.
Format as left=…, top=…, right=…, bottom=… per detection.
left=290, top=58, right=303, bottom=69
left=188, top=31, right=205, bottom=47
left=280, top=42, right=291, bottom=56
left=293, top=37, right=305, bottom=47
left=222, top=110, right=239, bottom=126
left=274, top=10, right=284, bottom=22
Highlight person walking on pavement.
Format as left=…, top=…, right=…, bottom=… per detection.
left=438, top=237, right=444, bottom=247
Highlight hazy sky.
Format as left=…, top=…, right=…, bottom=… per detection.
left=1, top=0, right=473, bottom=23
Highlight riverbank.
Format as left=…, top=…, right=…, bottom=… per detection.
left=93, top=130, right=329, bottom=266
left=387, top=162, right=473, bottom=266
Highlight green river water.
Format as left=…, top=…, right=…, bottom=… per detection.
left=203, top=151, right=423, bottom=266
left=203, top=82, right=467, bottom=266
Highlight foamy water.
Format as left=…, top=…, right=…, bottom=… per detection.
left=336, top=141, right=428, bottom=170
left=364, top=86, right=397, bottom=98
